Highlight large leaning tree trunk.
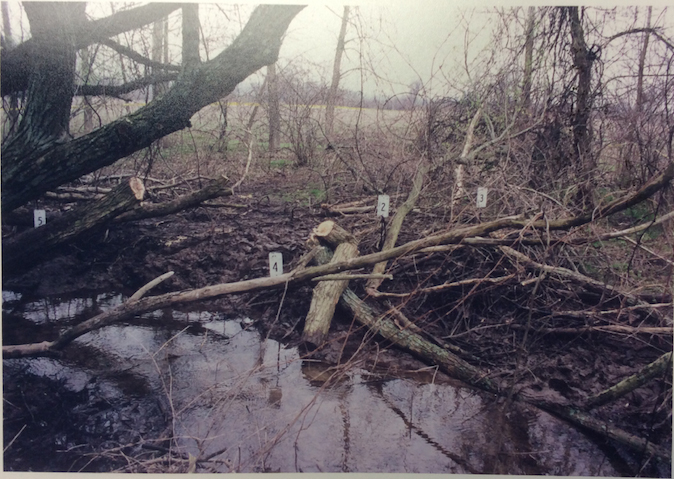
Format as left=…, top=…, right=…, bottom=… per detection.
left=1, top=4, right=305, bottom=215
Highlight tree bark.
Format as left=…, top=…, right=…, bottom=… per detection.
left=538, top=402, right=671, bottom=462
left=341, top=288, right=500, bottom=392
left=79, top=45, right=94, bottom=133
left=151, top=14, right=168, bottom=101
left=584, top=352, right=672, bottom=409
left=242, top=75, right=268, bottom=148
left=3, top=177, right=145, bottom=274
left=1, top=2, right=84, bottom=154
left=3, top=271, right=174, bottom=358
left=76, top=73, right=179, bottom=97
left=451, top=104, right=483, bottom=214
left=635, top=7, right=652, bottom=115
left=367, top=159, right=427, bottom=294
left=302, top=221, right=359, bottom=347
left=98, top=38, right=181, bottom=72
left=1, top=5, right=305, bottom=214
left=1, top=1, right=19, bottom=139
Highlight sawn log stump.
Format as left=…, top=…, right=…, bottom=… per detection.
left=301, top=220, right=359, bottom=348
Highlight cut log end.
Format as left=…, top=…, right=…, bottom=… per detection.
left=129, top=177, right=146, bottom=200
left=314, top=220, right=335, bottom=237
left=311, top=220, right=356, bottom=247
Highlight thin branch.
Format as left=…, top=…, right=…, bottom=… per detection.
left=99, top=38, right=181, bottom=72
left=129, top=271, right=175, bottom=301
left=312, top=273, right=392, bottom=282
left=604, top=27, right=674, bottom=51
left=76, top=73, right=179, bottom=97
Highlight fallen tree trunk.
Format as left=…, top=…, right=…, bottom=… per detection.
left=509, top=324, right=672, bottom=335
left=539, top=402, right=671, bottom=462
left=320, top=243, right=672, bottom=463
left=302, top=221, right=359, bottom=347
left=2, top=177, right=145, bottom=274
left=115, top=175, right=231, bottom=222
left=303, top=241, right=499, bottom=391
left=584, top=352, right=673, bottom=410
left=341, top=288, right=500, bottom=392
left=3, top=271, right=174, bottom=358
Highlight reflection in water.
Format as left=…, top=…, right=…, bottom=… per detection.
left=3, top=292, right=622, bottom=474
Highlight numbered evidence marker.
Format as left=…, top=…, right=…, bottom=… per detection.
left=476, top=187, right=488, bottom=208
left=377, top=194, right=390, bottom=218
left=269, top=252, right=283, bottom=277
left=34, top=209, right=46, bottom=228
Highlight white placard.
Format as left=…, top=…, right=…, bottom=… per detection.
left=476, top=187, right=488, bottom=208
left=269, top=252, right=283, bottom=277
left=377, top=194, right=390, bottom=217
left=34, top=209, right=46, bottom=228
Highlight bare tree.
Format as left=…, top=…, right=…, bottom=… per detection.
left=325, top=6, right=350, bottom=139
left=267, top=62, right=280, bottom=152
left=636, top=7, right=653, bottom=114
left=567, top=7, right=596, bottom=204
left=521, top=7, right=536, bottom=114
left=1, top=1, right=19, bottom=139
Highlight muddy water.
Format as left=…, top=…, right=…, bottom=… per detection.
left=3, top=291, right=626, bottom=474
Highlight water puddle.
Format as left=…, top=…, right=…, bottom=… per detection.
left=3, top=291, right=630, bottom=474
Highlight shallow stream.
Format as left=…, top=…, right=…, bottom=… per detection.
left=2, top=290, right=633, bottom=474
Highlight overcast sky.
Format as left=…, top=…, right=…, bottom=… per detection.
left=276, top=2, right=496, bottom=97
left=2, top=2, right=672, bottom=100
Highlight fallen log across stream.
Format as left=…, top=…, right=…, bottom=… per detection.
left=341, top=281, right=672, bottom=462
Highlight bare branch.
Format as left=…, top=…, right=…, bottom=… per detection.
left=76, top=73, right=179, bottom=97
left=604, top=27, right=674, bottom=51
left=99, top=38, right=181, bottom=72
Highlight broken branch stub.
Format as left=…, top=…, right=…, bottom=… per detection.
left=302, top=221, right=359, bottom=348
